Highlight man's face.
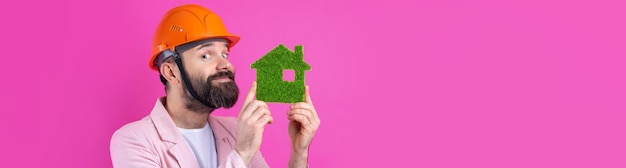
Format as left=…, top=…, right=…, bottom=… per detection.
left=180, top=39, right=239, bottom=112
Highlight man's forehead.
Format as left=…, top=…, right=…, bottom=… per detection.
left=195, top=39, right=229, bottom=49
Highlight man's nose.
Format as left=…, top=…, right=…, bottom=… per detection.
left=216, top=57, right=232, bottom=70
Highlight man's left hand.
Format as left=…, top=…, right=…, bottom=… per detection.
left=287, top=85, right=320, bottom=167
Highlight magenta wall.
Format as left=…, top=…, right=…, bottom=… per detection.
left=1, top=0, right=625, bottom=167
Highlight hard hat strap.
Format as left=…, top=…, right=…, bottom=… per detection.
left=156, top=50, right=177, bottom=69
left=173, top=51, right=219, bottom=109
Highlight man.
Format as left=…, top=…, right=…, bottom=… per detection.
left=110, top=4, right=320, bottom=168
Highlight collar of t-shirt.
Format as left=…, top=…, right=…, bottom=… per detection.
left=178, top=122, right=218, bottom=168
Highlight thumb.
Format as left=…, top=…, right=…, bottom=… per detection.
left=305, top=85, right=313, bottom=104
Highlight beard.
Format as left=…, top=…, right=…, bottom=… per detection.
left=183, top=71, right=239, bottom=113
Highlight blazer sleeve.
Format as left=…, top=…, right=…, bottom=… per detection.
left=214, top=116, right=270, bottom=168
left=219, top=150, right=270, bottom=168
left=110, top=126, right=160, bottom=168
left=250, top=150, right=270, bottom=168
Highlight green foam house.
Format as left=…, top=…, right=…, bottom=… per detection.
left=251, top=45, right=310, bottom=103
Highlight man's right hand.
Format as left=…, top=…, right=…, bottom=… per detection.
left=234, top=81, right=273, bottom=165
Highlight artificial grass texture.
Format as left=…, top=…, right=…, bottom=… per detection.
left=251, top=44, right=311, bottom=103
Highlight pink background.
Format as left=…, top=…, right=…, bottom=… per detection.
left=1, top=0, right=625, bottom=167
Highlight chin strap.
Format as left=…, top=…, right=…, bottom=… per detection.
left=172, top=50, right=218, bottom=109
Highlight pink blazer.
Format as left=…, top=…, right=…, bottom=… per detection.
left=110, top=98, right=269, bottom=168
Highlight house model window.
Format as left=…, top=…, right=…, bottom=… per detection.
left=251, top=45, right=311, bottom=103
left=283, top=69, right=295, bottom=82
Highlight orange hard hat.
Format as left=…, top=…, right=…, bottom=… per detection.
left=149, top=4, right=240, bottom=71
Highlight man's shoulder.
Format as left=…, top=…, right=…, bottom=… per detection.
left=111, top=116, right=156, bottom=140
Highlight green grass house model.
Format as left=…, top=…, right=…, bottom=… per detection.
left=251, top=44, right=311, bottom=103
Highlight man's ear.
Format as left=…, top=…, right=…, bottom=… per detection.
left=160, top=61, right=181, bottom=85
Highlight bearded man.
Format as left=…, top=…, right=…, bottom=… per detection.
left=110, top=4, right=320, bottom=168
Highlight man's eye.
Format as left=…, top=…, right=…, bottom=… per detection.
left=202, top=54, right=211, bottom=59
left=222, top=53, right=229, bottom=59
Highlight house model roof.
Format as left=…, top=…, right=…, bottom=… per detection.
left=250, top=44, right=311, bottom=103
left=251, top=44, right=311, bottom=70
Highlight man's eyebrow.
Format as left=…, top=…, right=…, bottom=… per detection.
left=196, top=43, right=213, bottom=50
left=195, top=42, right=229, bottom=52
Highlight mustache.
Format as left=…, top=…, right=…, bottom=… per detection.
left=207, top=71, right=235, bottom=81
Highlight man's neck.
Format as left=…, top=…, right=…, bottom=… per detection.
left=164, top=95, right=212, bottom=129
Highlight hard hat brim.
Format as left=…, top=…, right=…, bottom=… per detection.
left=149, top=34, right=240, bottom=71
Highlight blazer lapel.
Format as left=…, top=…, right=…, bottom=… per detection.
left=208, top=116, right=236, bottom=166
left=151, top=98, right=199, bottom=168
left=168, top=143, right=199, bottom=168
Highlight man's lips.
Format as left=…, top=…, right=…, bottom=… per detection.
left=212, top=76, right=232, bottom=82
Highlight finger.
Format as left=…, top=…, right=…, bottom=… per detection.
left=263, top=114, right=274, bottom=124
left=241, top=100, right=267, bottom=119
left=243, top=81, right=257, bottom=108
left=290, top=102, right=320, bottom=125
left=287, top=109, right=312, bottom=118
left=304, top=85, right=320, bottom=125
left=288, top=114, right=313, bottom=129
left=290, top=102, right=313, bottom=109
left=288, top=108, right=319, bottom=126
left=257, top=114, right=274, bottom=127
left=250, top=103, right=271, bottom=123
left=305, top=85, right=313, bottom=104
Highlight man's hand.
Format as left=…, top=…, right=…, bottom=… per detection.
left=235, top=81, right=273, bottom=165
left=287, top=86, right=320, bottom=168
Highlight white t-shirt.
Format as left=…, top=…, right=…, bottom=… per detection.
left=178, top=122, right=218, bottom=168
